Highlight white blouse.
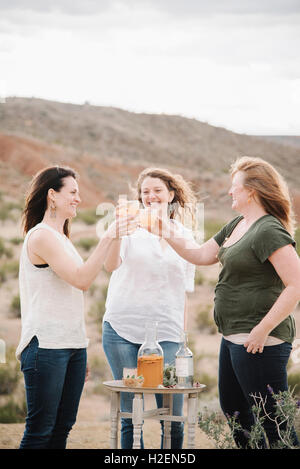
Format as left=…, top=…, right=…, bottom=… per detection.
left=103, top=221, right=195, bottom=344
left=16, top=223, right=89, bottom=360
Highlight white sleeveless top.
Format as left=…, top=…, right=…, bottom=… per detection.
left=16, top=223, right=89, bottom=360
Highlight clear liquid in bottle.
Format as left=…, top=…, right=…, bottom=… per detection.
left=175, top=331, right=194, bottom=388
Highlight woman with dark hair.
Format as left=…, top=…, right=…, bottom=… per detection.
left=147, top=157, right=300, bottom=448
left=102, top=167, right=197, bottom=449
left=17, top=166, right=136, bottom=449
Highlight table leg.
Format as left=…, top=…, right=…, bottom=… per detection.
left=162, top=394, right=172, bottom=449
left=132, top=393, right=143, bottom=449
left=187, top=393, right=197, bottom=449
left=110, top=391, right=120, bottom=449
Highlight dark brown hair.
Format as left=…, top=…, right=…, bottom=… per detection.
left=22, top=166, right=78, bottom=237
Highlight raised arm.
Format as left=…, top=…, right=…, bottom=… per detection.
left=27, top=215, right=137, bottom=290
left=166, top=234, right=220, bottom=266
left=104, top=239, right=122, bottom=273
left=27, top=227, right=115, bottom=291
left=156, top=218, right=220, bottom=266
left=104, top=205, right=139, bottom=273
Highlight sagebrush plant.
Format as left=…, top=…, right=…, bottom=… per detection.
left=0, top=347, right=22, bottom=395
left=198, top=386, right=300, bottom=449
left=198, top=409, right=240, bottom=449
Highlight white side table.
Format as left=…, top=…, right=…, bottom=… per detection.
left=103, top=380, right=206, bottom=449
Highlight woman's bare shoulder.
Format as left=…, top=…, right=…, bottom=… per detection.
left=28, top=227, right=58, bottom=248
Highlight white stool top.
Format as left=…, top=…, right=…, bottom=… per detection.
left=103, top=380, right=206, bottom=394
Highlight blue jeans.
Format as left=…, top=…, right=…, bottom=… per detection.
left=102, top=321, right=184, bottom=449
left=19, top=336, right=87, bottom=449
left=219, top=337, right=299, bottom=448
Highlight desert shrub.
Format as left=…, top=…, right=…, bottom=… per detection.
left=194, top=269, right=205, bottom=286
left=0, top=200, right=22, bottom=223
left=195, top=305, right=217, bottom=334
left=10, top=294, right=21, bottom=317
left=89, top=356, right=113, bottom=395
left=0, top=204, right=11, bottom=222
left=89, top=356, right=110, bottom=380
left=198, top=409, right=236, bottom=449
left=0, top=348, right=21, bottom=395
left=288, top=372, right=300, bottom=396
left=0, top=366, right=20, bottom=395
left=0, top=237, right=13, bottom=258
left=0, top=399, right=27, bottom=423
left=76, top=237, right=98, bottom=251
left=0, top=237, right=5, bottom=257
left=0, top=260, right=19, bottom=284
left=204, top=220, right=224, bottom=241
left=9, top=237, right=23, bottom=245
left=194, top=371, right=217, bottom=393
left=75, top=208, right=99, bottom=225
left=101, top=284, right=109, bottom=300
left=89, top=299, right=106, bottom=325
left=199, top=387, right=300, bottom=449
left=88, top=284, right=98, bottom=297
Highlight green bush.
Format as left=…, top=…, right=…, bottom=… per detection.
left=76, top=237, right=98, bottom=251
left=75, top=208, right=100, bottom=225
left=0, top=237, right=13, bottom=259
left=0, top=349, right=21, bottom=395
left=88, top=299, right=106, bottom=326
left=288, top=372, right=300, bottom=396
left=204, top=219, right=224, bottom=241
left=0, top=200, right=22, bottom=223
left=199, top=387, right=300, bottom=449
left=9, top=237, right=23, bottom=245
left=10, top=294, right=21, bottom=317
left=194, top=269, right=205, bottom=286
left=0, top=260, right=19, bottom=284
left=195, top=305, right=217, bottom=334
left=0, top=399, right=27, bottom=423
left=194, top=371, right=217, bottom=393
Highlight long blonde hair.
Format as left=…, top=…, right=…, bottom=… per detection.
left=135, top=167, right=197, bottom=229
left=230, top=156, right=295, bottom=236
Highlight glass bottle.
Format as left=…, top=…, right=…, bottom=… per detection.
left=175, top=331, right=194, bottom=388
left=137, top=321, right=164, bottom=387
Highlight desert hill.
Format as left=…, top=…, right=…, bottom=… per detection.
left=0, top=97, right=299, bottom=449
left=0, top=96, right=299, bottom=220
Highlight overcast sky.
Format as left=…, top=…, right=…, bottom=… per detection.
left=0, top=0, right=299, bottom=135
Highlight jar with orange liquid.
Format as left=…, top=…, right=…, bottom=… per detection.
left=137, top=321, right=163, bottom=387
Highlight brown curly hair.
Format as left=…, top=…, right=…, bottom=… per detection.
left=134, top=167, right=197, bottom=228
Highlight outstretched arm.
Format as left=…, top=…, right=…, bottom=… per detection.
left=27, top=215, right=137, bottom=290
left=28, top=227, right=116, bottom=291
left=150, top=217, right=220, bottom=266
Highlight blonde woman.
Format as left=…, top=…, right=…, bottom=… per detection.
left=102, top=167, right=197, bottom=449
left=17, top=166, right=135, bottom=449
left=147, top=157, right=300, bottom=448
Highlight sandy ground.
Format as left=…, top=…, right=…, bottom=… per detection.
left=1, top=218, right=299, bottom=451
left=0, top=391, right=214, bottom=449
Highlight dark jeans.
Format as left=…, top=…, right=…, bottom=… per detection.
left=19, top=336, right=87, bottom=449
left=219, top=337, right=299, bottom=448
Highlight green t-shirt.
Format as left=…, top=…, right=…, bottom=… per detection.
left=213, top=214, right=296, bottom=343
